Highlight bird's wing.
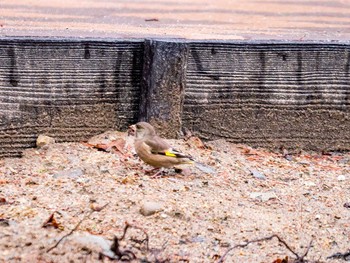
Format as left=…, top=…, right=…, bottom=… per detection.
left=152, top=147, right=193, bottom=160
left=143, top=135, right=170, bottom=151
left=143, top=136, right=193, bottom=159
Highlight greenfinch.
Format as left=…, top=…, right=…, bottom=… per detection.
left=132, top=122, right=215, bottom=174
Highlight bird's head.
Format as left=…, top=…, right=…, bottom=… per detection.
left=134, top=122, right=156, bottom=139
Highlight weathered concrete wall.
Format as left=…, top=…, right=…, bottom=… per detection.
left=0, top=39, right=349, bottom=157
left=0, top=39, right=144, bottom=157
left=139, top=40, right=189, bottom=138
left=183, top=42, right=350, bottom=151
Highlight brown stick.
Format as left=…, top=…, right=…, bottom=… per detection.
left=217, top=234, right=312, bottom=263
left=100, top=221, right=150, bottom=261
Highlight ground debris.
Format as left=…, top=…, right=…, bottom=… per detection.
left=0, top=132, right=349, bottom=262
left=46, top=203, right=109, bottom=253
left=217, top=235, right=314, bottom=263
left=249, top=191, right=276, bottom=202
left=36, top=135, right=56, bottom=148
left=272, top=256, right=289, bottom=263
left=140, top=201, right=164, bottom=216
left=85, top=130, right=131, bottom=155
left=42, top=211, right=63, bottom=230
left=327, top=250, right=350, bottom=261
left=249, top=168, right=266, bottom=180
left=99, top=222, right=171, bottom=262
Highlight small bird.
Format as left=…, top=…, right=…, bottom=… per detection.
left=132, top=121, right=215, bottom=175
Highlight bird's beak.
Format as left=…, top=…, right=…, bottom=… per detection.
left=128, top=124, right=136, bottom=136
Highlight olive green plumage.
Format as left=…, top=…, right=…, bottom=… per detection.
left=133, top=122, right=216, bottom=174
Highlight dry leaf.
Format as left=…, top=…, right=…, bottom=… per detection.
left=42, top=212, right=63, bottom=230
left=86, top=138, right=126, bottom=154
left=0, top=180, right=8, bottom=185
left=186, top=136, right=206, bottom=149
left=121, top=176, right=136, bottom=185
left=272, top=256, right=288, bottom=263
left=106, top=138, right=126, bottom=154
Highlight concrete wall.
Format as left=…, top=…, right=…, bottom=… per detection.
left=0, top=39, right=143, bottom=157
left=0, top=38, right=349, bottom=156
left=183, top=42, right=350, bottom=150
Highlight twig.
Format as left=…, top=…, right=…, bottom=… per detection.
left=46, top=202, right=109, bottom=252
left=126, top=222, right=150, bottom=251
left=300, top=240, right=313, bottom=259
left=327, top=250, right=350, bottom=260
left=217, top=234, right=312, bottom=263
left=100, top=222, right=163, bottom=261
left=109, top=235, right=136, bottom=261
left=109, top=222, right=136, bottom=260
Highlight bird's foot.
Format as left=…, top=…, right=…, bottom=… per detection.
left=145, top=167, right=165, bottom=178
left=145, top=167, right=160, bottom=174
left=145, top=168, right=187, bottom=178
left=150, top=170, right=164, bottom=178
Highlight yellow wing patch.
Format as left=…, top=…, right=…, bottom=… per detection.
left=164, top=151, right=177, bottom=157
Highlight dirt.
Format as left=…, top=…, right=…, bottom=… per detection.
left=0, top=130, right=349, bottom=262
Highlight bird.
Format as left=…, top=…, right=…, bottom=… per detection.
left=131, top=121, right=215, bottom=175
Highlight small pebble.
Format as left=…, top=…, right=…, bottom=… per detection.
left=337, top=175, right=346, bottom=181
left=140, top=201, right=163, bottom=216
left=304, top=181, right=316, bottom=187
left=99, top=166, right=110, bottom=174
left=192, top=236, right=206, bottom=243
left=250, top=169, right=266, bottom=180
left=284, top=154, right=293, bottom=161
left=53, top=168, right=84, bottom=178
left=249, top=192, right=276, bottom=202
left=36, top=135, right=55, bottom=148
left=76, top=178, right=90, bottom=183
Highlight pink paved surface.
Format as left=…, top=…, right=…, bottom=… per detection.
left=1, top=0, right=350, bottom=41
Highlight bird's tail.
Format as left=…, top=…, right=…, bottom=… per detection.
left=194, top=161, right=216, bottom=174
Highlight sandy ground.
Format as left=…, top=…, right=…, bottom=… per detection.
left=0, top=130, right=349, bottom=263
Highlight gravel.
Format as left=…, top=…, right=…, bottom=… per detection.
left=0, top=131, right=349, bottom=262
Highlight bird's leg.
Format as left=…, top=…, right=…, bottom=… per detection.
left=150, top=168, right=164, bottom=178
left=143, top=167, right=165, bottom=178
left=145, top=167, right=161, bottom=174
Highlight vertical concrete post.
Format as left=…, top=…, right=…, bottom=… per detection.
left=139, top=39, right=189, bottom=138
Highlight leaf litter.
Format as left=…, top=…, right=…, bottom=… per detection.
left=0, top=130, right=349, bottom=262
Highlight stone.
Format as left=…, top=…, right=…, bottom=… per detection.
left=249, top=192, right=276, bottom=202
left=250, top=169, right=266, bottom=180
left=99, top=166, right=110, bottom=174
left=73, top=233, right=114, bottom=258
left=140, top=201, right=163, bottom=216
left=304, top=181, right=316, bottom=187
left=337, top=175, right=346, bottom=181
left=53, top=168, right=84, bottom=178
left=36, top=135, right=55, bottom=148
left=192, top=235, right=206, bottom=243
